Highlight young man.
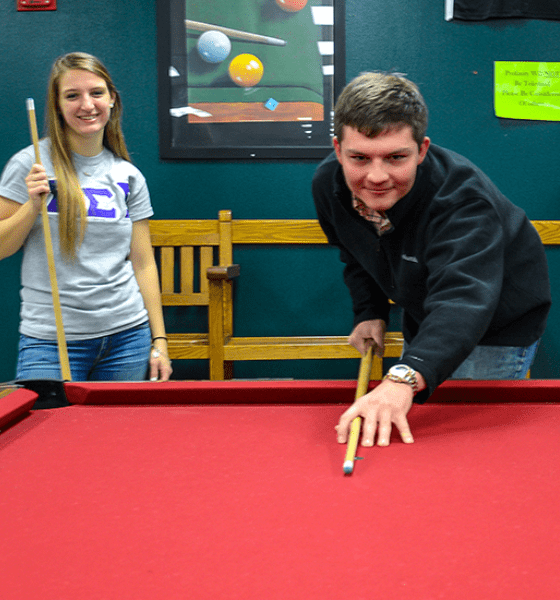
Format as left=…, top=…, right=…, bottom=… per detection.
left=312, top=72, right=551, bottom=448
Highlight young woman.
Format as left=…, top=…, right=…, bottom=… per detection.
left=0, top=52, right=172, bottom=382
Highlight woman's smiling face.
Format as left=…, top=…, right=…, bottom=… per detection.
left=58, top=69, right=115, bottom=152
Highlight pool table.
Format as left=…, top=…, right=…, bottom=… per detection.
left=1, top=379, right=560, bottom=599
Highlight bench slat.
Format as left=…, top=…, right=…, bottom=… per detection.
left=231, top=219, right=328, bottom=244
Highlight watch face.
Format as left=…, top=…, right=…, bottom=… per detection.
left=392, top=365, right=409, bottom=376
left=386, top=364, right=417, bottom=392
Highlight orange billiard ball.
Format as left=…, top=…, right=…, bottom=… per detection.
left=275, top=0, right=308, bottom=12
left=228, top=54, right=264, bottom=88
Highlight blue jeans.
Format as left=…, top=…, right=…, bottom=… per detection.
left=449, top=341, right=540, bottom=379
left=16, top=322, right=151, bottom=381
left=402, top=340, right=539, bottom=379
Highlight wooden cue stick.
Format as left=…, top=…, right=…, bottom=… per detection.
left=343, top=347, right=374, bottom=475
left=185, top=19, right=287, bottom=47
left=26, top=98, right=72, bottom=382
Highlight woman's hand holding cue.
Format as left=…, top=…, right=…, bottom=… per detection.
left=25, top=164, right=50, bottom=211
left=0, top=164, right=49, bottom=260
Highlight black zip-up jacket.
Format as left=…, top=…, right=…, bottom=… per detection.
left=313, top=144, right=551, bottom=402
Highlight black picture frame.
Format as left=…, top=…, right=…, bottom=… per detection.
left=156, top=0, right=345, bottom=159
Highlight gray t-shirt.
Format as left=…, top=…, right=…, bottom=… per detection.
left=0, top=138, right=154, bottom=340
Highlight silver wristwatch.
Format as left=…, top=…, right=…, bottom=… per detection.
left=383, top=364, right=418, bottom=393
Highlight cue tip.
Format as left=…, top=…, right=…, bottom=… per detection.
left=26, top=98, right=35, bottom=111
left=343, top=460, right=354, bottom=475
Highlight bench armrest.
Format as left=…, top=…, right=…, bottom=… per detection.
left=207, top=264, right=240, bottom=280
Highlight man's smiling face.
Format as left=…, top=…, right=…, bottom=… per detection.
left=334, top=124, right=430, bottom=213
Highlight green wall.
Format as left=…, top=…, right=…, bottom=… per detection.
left=1, top=1, right=559, bottom=381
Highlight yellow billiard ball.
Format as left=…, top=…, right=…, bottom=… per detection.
left=228, top=54, right=264, bottom=88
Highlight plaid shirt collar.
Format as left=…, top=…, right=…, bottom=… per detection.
left=352, top=195, right=394, bottom=235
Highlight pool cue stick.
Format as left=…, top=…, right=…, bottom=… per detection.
left=185, top=19, right=287, bottom=47
left=26, top=98, right=72, bottom=382
left=343, top=346, right=373, bottom=475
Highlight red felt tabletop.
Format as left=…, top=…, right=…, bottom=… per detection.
left=0, top=398, right=559, bottom=599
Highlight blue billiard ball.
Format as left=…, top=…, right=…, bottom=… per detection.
left=197, top=30, right=232, bottom=64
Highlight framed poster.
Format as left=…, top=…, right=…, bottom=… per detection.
left=156, top=0, right=345, bottom=159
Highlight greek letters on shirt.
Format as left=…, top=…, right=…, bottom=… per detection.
left=47, top=180, right=131, bottom=219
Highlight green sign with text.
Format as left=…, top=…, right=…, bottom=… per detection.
left=495, top=61, right=560, bottom=121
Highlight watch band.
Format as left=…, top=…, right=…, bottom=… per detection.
left=383, top=365, right=419, bottom=393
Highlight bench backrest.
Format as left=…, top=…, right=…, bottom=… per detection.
left=149, top=211, right=233, bottom=308
left=150, top=212, right=560, bottom=310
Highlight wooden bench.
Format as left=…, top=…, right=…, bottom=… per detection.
left=150, top=213, right=560, bottom=381
left=150, top=210, right=401, bottom=380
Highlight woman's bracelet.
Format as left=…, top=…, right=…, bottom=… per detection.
left=151, top=336, right=170, bottom=360
left=151, top=348, right=170, bottom=360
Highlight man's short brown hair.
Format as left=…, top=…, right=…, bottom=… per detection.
left=334, top=72, right=428, bottom=148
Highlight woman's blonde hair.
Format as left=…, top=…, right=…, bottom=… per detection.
left=45, top=52, right=130, bottom=258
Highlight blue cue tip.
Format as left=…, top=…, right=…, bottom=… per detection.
left=343, top=460, right=354, bottom=475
